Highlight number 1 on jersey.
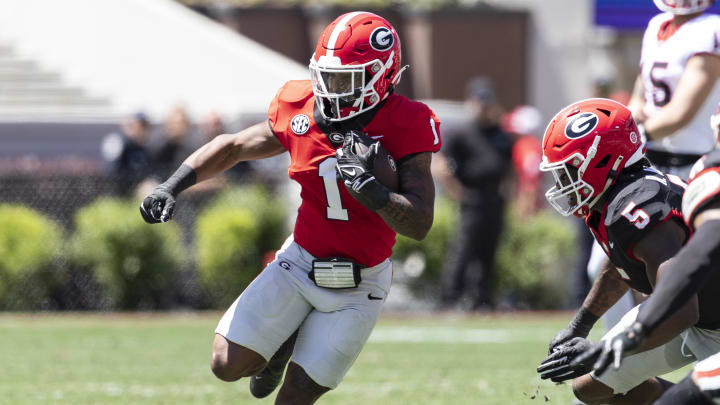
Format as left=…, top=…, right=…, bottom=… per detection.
left=319, top=158, right=349, bottom=221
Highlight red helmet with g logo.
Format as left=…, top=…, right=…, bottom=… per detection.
left=310, top=12, right=406, bottom=121
left=540, top=98, right=646, bottom=217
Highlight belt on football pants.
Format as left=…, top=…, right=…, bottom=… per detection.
left=308, top=257, right=362, bottom=289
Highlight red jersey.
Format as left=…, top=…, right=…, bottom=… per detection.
left=268, top=80, right=442, bottom=267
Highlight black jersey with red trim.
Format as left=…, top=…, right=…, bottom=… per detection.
left=586, top=165, right=688, bottom=294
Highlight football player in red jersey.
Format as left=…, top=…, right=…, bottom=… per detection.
left=564, top=105, right=720, bottom=405
left=533, top=98, right=720, bottom=404
left=139, top=12, right=441, bottom=404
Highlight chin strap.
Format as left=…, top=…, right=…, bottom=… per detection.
left=391, top=64, right=409, bottom=86
left=578, top=136, right=601, bottom=178
left=574, top=136, right=601, bottom=215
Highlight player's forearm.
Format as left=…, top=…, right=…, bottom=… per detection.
left=184, top=134, right=242, bottom=183
left=637, top=220, right=720, bottom=333
left=643, top=108, right=695, bottom=140
left=184, top=122, right=284, bottom=183
left=377, top=152, right=436, bottom=240
left=582, top=264, right=630, bottom=318
left=377, top=191, right=433, bottom=240
left=637, top=295, right=698, bottom=353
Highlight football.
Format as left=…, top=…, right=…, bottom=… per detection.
left=353, top=134, right=399, bottom=192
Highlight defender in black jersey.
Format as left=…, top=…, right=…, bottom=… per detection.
left=570, top=105, right=720, bottom=405
left=584, top=164, right=686, bottom=296
left=535, top=99, right=715, bottom=404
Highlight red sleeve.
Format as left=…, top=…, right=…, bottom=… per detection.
left=267, top=80, right=314, bottom=151
left=267, top=84, right=289, bottom=150
left=379, top=96, right=442, bottom=161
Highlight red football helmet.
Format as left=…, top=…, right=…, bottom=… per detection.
left=540, top=98, right=646, bottom=217
left=310, top=12, right=406, bottom=121
left=653, top=0, right=714, bottom=15
left=712, top=103, right=720, bottom=144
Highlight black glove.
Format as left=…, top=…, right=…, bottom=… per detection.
left=140, top=185, right=176, bottom=224
left=570, top=321, right=646, bottom=377
left=548, top=307, right=599, bottom=354
left=537, top=337, right=594, bottom=382
left=548, top=325, right=579, bottom=355
left=335, top=131, right=390, bottom=211
left=139, top=164, right=196, bottom=224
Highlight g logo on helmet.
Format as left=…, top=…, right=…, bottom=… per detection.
left=564, top=112, right=599, bottom=139
left=370, top=27, right=394, bottom=52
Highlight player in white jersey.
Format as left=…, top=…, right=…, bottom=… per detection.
left=628, top=0, right=720, bottom=180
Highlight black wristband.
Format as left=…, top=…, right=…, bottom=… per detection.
left=570, top=307, right=600, bottom=337
left=353, top=179, right=391, bottom=211
left=161, top=164, right=197, bottom=196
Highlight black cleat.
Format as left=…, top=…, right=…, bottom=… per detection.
left=249, top=330, right=298, bottom=399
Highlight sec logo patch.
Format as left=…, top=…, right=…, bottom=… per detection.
left=291, top=114, right=310, bottom=135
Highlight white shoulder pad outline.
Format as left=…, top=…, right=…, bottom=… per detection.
left=682, top=169, right=720, bottom=225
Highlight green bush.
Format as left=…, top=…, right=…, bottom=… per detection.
left=195, top=185, right=288, bottom=308
left=392, top=199, right=577, bottom=308
left=392, top=197, right=458, bottom=296
left=495, top=209, right=577, bottom=309
left=71, top=198, right=185, bottom=309
left=0, top=205, right=65, bottom=310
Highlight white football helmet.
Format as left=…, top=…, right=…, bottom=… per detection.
left=653, top=0, right=713, bottom=15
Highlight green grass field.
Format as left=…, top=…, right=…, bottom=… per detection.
left=0, top=312, right=691, bottom=404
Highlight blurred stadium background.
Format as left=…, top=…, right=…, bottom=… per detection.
left=0, top=0, right=715, bottom=403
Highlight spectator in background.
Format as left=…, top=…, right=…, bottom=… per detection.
left=435, top=77, right=513, bottom=310
left=153, top=106, right=194, bottom=178
left=100, top=112, right=153, bottom=195
left=502, top=105, right=543, bottom=218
